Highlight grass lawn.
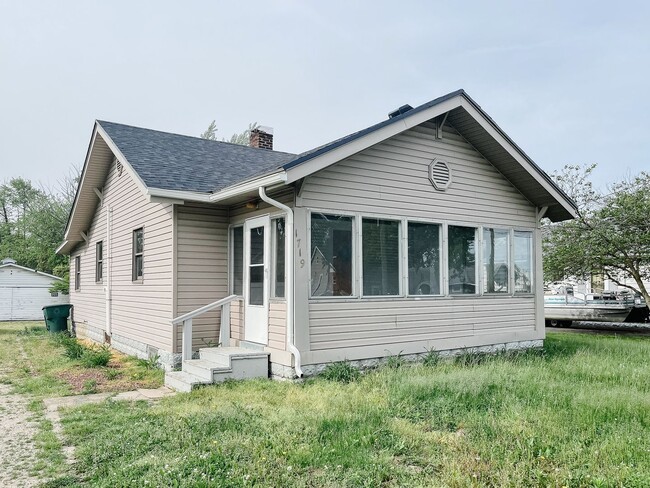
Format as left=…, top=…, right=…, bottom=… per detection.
left=2, top=322, right=649, bottom=487
left=43, top=332, right=649, bottom=487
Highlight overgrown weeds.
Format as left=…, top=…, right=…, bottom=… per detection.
left=320, top=361, right=360, bottom=383
left=80, top=345, right=111, bottom=368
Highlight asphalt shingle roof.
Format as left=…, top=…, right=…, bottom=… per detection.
left=98, top=121, right=296, bottom=193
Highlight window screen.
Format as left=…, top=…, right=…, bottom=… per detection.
left=514, top=231, right=533, bottom=293
left=310, top=213, right=353, bottom=297
left=448, top=225, right=477, bottom=294
left=408, top=222, right=441, bottom=295
left=362, top=218, right=400, bottom=296
left=132, top=228, right=144, bottom=281
left=482, top=228, right=509, bottom=293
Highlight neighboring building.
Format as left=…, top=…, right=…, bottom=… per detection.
left=57, top=90, right=577, bottom=390
left=0, top=258, right=68, bottom=321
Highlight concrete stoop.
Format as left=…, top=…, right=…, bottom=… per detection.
left=164, top=347, right=270, bottom=392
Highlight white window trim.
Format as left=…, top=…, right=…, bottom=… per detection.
left=359, top=215, right=403, bottom=298
left=308, top=209, right=358, bottom=299
left=228, top=224, right=244, bottom=297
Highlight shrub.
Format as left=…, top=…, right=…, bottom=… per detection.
left=81, top=345, right=112, bottom=368
left=320, top=361, right=360, bottom=383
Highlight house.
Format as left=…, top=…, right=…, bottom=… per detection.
left=0, top=258, right=68, bottom=321
left=57, top=89, right=576, bottom=390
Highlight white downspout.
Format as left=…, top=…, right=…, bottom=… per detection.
left=258, top=187, right=303, bottom=377
left=105, top=206, right=113, bottom=337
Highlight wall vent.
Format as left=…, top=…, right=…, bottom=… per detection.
left=428, top=158, right=452, bottom=191
left=116, top=160, right=123, bottom=176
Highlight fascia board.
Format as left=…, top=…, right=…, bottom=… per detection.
left=147, top=188, right=213, bottom=204
left=209, top=172, right=287, bottom=203
left=459, top=98, right=578, bottom=219
left=284, top=96, right=461, bottom=184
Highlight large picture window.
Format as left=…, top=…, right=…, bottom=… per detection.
left=232, top=226, right=244, bottom=295
left=482, top=228, right=509, bottom=293
left=310, top=213, right=353, bottom=297
left=95, top=241, right=103, bottom=283
left=132, top=228, right=144, bottom=281
left=514, top=231, right=533, bottom=293
left=407, top=222, right=441, bottom=295
left=362, top=218, right=400, bottom=296
left=273, top=218, right=285, bottom=298
left=448, top=225, right=477, bottom=294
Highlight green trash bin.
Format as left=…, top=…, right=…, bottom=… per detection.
left=42, top=304, right=73, bottom=333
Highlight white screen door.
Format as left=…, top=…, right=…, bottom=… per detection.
left=244, top=216, right=270, bottom=344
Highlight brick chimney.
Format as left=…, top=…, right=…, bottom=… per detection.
left=250, top=126, right=273, bottom=150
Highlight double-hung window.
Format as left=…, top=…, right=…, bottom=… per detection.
left=407, top=222, right=441, bottom=295
left=514, top=231, right=534, bottom=293
left=362, top=218, right=400, bottom=296
left=310, top=213, right=353, bottom=297
left=448, top=225, right=477, bottom=295
left=74, top=256, right=81, bottom=290
left=132, top=228, right=144, bottom=281
left=231, top=226, right=244, bottom=295
left=482, top=228, right=509, bottom=293
left=95, top=241, right=103, bottom=282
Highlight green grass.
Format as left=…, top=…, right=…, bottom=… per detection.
left=47, top=332, right=650, bottom=487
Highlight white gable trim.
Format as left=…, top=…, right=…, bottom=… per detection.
left=0, top=263, right=63, bottom=281
left=284, top=96, right=461, bottom=184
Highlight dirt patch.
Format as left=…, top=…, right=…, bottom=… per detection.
left=0, top=384, right=41, bottom=487
left=56, top=366, right=158, bottom=394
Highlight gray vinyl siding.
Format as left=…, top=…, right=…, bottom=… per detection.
left=69, top=161, right=174, bottom=351
left=297, top=121, right=540, bottom=362
left=174, top=205, right=229, bottom=351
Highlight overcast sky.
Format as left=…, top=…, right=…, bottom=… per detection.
left=1, top=1, right=648, bottom=191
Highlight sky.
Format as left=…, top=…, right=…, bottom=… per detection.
left=1, top=1, right=649, bottom=191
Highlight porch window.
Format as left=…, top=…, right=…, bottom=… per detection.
left=482, top=228, right=509, bottom=293
left=362, top=218, right=400, bottom=296
left=310, top=213, right=353, bottom=297
left=514, top=231, right=534, bottom=293
left=273, top=218, right=285, bottom=298
left=407, top=222, right=441, bottom=295
left=448, top=225, right=477, bottom=294
left=232, top=226, right=244, bottom=295
left=74, top=255, right=80, bottom=290
left=132, top=228, right=144, bottom=281
left=95, top=241, right=103, bottom=283
left=249, top=226, right=265, bottom=305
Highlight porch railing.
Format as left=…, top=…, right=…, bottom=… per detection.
left=171, top=294, right=238, bottom=361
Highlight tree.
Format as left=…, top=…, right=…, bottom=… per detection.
left=200, top=121, right=259, bottom=146
left=544, top=164, right=650, bottom=304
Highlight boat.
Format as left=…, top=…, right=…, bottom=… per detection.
left=544, top=294, right=633, bottom=326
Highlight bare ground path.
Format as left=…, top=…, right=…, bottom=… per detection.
left=0, top=383, right=41, bottom=488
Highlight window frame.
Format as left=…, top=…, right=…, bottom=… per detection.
left=308, top=209, right=357, bottom=299
left=271, top=217, right=286, bottom=299
left=513, top=229, right=535, bottom=295
left=229, top=224, right=244, bottom=296
left=481, top=227, right=511, bottom=295
left=446, top=223, right=479, bottom=296
left=405, top=219, right=443, bottom=297
left=359, top=216, right=403, bottom=298
left=132, top=227, right=144, bottom=282
left=74, top=255, right=81, bottom=291
left=95, top=241, right=103, bottom=283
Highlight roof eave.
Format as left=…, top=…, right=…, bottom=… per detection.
left=208, top=172, right=287, bottom=203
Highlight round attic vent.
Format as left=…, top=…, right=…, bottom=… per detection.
left=428, top=158, right=452, bottom=191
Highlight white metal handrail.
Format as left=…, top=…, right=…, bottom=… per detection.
left=172, top=294, right=238, bottom=361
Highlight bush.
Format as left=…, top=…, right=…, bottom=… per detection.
left=80, top=345, right=112, bottom=368
left=320, top=361, right=360, bottom=383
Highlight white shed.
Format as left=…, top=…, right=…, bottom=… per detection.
left=0, top=258, right=69, bottom=321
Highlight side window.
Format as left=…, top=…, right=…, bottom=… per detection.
left=448, top=225, right=477, bottom=295
left=231, top=226, right=244, bottom=295
left=482, top=228, right=509, bottom=293
left=407, top=222, right=441, bottom=295
left=272, top=218, right=285, bottom=298
left=74, top=255, right=81, bottom=290
left=95, top=241, right=103, bottom=282
left=310, top=213, right=353, bottom=297
left=514, top=231, right=534, bottom=293
left=132, top=228, right=144, bottom=281
left=362, top=218, right=400, bottom=296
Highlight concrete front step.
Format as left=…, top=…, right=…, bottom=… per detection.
left=164, top=371, right=211, bottom=393
left=165, top=347, right=271, bottom=392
